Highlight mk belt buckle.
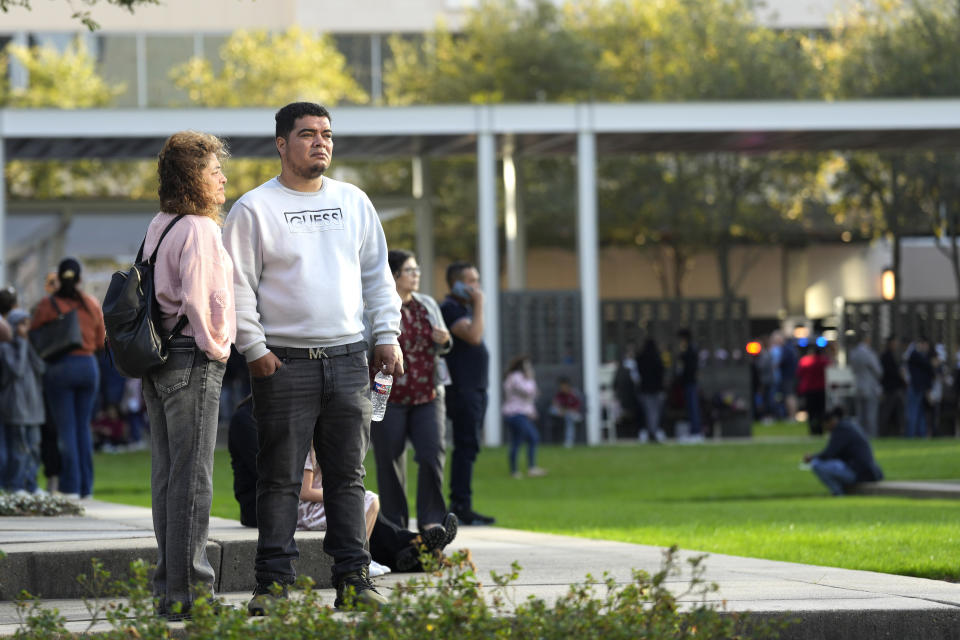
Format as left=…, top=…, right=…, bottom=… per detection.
left=308, top=347, right=328, bottom=360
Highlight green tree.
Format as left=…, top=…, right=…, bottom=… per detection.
left=386, top=0, right=610, bottom=105
left=570, top=0, right=823, bottom=300
left=824, top=0, right=960, bottom=299
left=1, top=40, right=147, bottom=203
left=0, top=0, right=159, bottom=30
left=171, top=26, right=368, bottom=108
left=4, top=39, right=123, bottom=107
left=387, top=0, right=827, bottom=303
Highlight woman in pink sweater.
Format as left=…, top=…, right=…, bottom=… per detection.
left=141, top=131, right=236, bottom=621
left=502, top=355, right=547, bottom=479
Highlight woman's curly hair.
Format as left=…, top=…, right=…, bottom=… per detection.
left=157, top=131, right=229, bottom=222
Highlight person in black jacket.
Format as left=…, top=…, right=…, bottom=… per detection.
left=906, top=337, right=935, bottom=438
left=878, top=336, right=906, bottom=437
left=803, top=407, right=884, bottom=495
left=676, top=329, right=701, bottom=441
left=636, top=338, right=666, bottom=443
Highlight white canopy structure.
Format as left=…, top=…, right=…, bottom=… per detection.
left=4, top=99, right=960, bottom=444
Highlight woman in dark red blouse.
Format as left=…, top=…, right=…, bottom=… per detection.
left=371, top=250, right=455, bottom=535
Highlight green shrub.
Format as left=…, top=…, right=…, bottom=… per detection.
left=13, top=547, right=789, bottom=639
left=0, top=491, right=84, bottom=517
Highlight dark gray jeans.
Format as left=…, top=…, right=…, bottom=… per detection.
left=372, top=394, right=446, bottom=530
left=252, top=349, right=372, bottom=584
left=142, top=338, right=225, bottom=612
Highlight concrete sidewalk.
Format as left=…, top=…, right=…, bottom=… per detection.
left=2, top=500, right=960, bottom=639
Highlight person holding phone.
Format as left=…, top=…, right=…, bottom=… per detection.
left=440, top=261, right=495, bottom=526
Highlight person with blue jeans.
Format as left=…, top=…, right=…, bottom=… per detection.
left=804, top=406, right=883, bottom=496
left=140, top=131, right=236, bottom=621
left=224, top=102, right=402, bottom=612
left=502, top=355, right=547, bottom=479
left=0, top=309, right=45, bottom=493
left=676, top=328, right=701, bottom=440
left=30, top=258, right=105, bottom=499
left=906, top=337, right=934, bottom=438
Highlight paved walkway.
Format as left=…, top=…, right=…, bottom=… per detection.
left=2, top=500, right=960, bottom=639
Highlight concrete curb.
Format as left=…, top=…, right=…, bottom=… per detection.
left=851, top=480, right=960, bottom=500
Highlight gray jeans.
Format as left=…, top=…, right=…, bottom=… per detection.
left=252, top=349, right=372, bottom=584
left=856, top=394, right=880, bottom=438
left=142, top=338, right=225, bottom=611
left=372, top=395, right=447, bottom=530
left=639, top=392, right=664, bottom=434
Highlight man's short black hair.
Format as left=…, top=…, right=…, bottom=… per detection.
left=275, top=102, right=331, bottom=140
left=0, top=286, right=17, bottom=316
left=446, top=260, right=475, bottom=289
left=677, top=328, right=692, bottom=341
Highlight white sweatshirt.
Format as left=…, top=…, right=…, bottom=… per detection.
left=223, top=177, right=401, bottom=362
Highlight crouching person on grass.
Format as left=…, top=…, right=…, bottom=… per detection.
left=803, top=406, right=884, bottom=496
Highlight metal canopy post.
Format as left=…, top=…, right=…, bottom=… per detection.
left=577, top=107, right=602, bottom=445
left=503, top=133, right=524, bottom=290
left=477, top=119, right=502, bottom=447
left=412, top=155, right=436, bottom=297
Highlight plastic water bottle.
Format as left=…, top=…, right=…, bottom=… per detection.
left=371, top=370, right=393, bottom=421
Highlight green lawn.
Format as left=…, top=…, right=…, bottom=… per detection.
left=91, top=434, right=960, bottom=582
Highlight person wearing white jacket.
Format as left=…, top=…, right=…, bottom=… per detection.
left=223, top=102, right=402, bottom=613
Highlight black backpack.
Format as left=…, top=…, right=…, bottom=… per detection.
left=101, top=215, right=188, bottom=378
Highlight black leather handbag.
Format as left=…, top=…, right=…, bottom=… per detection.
left=29, top=296, right=84, bottom=361
left=101, top=215, right=187, bottom=378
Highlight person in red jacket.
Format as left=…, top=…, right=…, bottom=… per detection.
left=796, top=345, right=830, bottom=435
left=30, top=258, right=105, bottom=499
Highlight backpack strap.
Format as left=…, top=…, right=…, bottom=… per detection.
left=144, top=214, right=186, bottom=265
left=168, top=314, right=189, bottom=339
left=48, top=295, right=64, bottom=317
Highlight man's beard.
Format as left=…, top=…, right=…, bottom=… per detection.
left=292, top=161, right=326, bottom=180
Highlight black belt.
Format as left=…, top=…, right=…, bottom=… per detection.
left=268, top=340, right=367, bottom=360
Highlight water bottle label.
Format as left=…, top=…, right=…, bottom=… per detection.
left=374, top=380, right=391, bottom=394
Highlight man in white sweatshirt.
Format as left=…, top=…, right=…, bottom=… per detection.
left=223, top=102, right=403, bottom=613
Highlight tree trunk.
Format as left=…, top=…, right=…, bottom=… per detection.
left=672, top=245, right=687, bottom=300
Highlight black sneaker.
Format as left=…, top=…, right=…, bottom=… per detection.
left=334, top=566, right=389, bottom=609
left=421, top=524, right=447, bottom=552
left=421, top=512, right=458, bottom=549
left=454, top=508, right=495, bottom=526
left=247, top=582, right=288, bottom=616
left=394, top=543, right=423, bottom=572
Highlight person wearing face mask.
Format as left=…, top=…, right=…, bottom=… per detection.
left=440, top=261, right=496, bottom=527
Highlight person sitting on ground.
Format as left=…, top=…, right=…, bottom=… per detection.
left=228, top=397, right=459, bottom=574
left=802, top=406, right=884, bottom=496
left=0, top=309, right=46, bottom=493
left=550, top=377, right=583, bottom=448
left=299, top=445, right=459, bottom=576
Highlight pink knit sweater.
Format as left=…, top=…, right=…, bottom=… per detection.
left=142, top=212, right=236, bottom=362
left=502, top=371, right=538, bottom=419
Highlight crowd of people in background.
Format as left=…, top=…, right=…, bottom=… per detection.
left=750, top=330, right=952, bottom=439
